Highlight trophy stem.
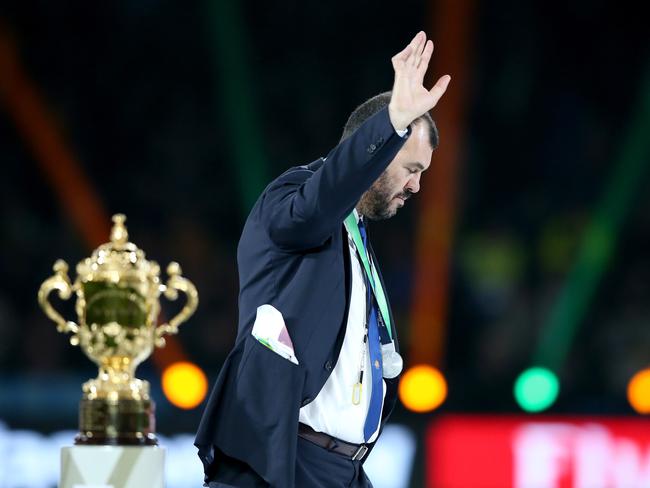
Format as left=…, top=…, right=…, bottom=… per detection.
left=98, top=356, right=138, bottom=388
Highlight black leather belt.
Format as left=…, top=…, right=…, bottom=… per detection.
left=298, top=423, right=370, bottom=461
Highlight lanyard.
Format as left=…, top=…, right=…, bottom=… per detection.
left=344, top=213, right=393, bottom=341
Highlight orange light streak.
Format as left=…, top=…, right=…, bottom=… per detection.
left=0, top=25, right=186, bottom=369
left=409, top=0, right=474, bottom=366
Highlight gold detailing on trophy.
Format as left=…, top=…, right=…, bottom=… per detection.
left=155, top=262, right=198, bottom=348
left=38, top=259, right=78, bottom=337
left=38, top=214, right=198, bottom=445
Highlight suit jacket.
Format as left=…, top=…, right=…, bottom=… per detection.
left=195, top=107, right=409, bottom=487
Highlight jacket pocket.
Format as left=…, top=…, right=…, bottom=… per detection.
left=217, top=335, right=305, bottom=487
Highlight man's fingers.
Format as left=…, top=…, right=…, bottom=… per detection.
left=428, top=75, right=451, bottom=104
left=391, top=33, right=450, bottom=123
left=416, top=40, right=434, bottom=81
left=392, top=44, right=413, bottom=64
left=393, top=32, right=422, bottom=63
left=408, top=31, right=425, bottom=50
left=417, top=40, right=434, bottom=69
left=408, top=32, right=426, bottom=67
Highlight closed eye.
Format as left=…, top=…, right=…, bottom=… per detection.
left=406, top=162, right=426, bottom=174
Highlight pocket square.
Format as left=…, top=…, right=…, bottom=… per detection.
left=252, top=304, right=298, bottom=365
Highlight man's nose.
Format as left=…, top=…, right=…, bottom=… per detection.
left=406, top=174, right=420, bottom=194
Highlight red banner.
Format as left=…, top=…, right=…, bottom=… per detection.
left=426, top=415, right=650, bottom=488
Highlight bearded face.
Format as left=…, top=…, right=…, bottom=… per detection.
left=356, top=122, right=433, bottom=221
left=357, top=171, right=413, bottom=221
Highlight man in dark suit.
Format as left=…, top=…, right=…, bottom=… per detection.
left=195, top=31, right=450, bottom=487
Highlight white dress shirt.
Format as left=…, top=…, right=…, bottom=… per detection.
left=299, top=210, right=386, bottom=444
left=299, top=125, right=406, bottom=444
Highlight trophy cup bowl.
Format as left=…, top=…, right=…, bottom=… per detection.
left=38, top=214, right=198, bottom=445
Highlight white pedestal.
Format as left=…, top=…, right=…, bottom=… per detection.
left=60, top=445, right=165, bottom=488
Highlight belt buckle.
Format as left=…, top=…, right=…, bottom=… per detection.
left=352, top=444, right=368, bottom=461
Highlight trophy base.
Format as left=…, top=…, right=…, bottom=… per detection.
left=76, top=397, right=158, bottom=446
left=60, top=445, right=164, bottom=488
left=75, top=431, right=158, bottom=446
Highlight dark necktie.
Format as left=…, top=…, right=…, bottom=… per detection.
left=358, top=219, right=383, bottom=442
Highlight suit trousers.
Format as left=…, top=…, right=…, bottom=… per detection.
left=206, top=437, right=374, bottom=488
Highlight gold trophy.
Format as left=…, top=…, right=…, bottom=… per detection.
left=38, top=214, right=198, bottom=446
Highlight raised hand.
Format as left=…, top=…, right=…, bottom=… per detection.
left=388, top=31, right=451, bottom=132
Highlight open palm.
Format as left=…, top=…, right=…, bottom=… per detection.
left=388, top=31, right=451, bottom=132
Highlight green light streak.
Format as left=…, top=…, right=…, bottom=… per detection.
left=203, top=0, right=269, bottom=211
left=534, top=68, right=650, bottom=371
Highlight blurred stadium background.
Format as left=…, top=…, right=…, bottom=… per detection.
left=0, top=0, right=649, bottom=486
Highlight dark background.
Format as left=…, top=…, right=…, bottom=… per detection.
left=0, top=0, right=649, bottom=483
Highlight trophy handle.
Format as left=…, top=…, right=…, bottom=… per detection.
left=155, top=262, right=198, bottom=347
left=37, top=259, right=80, bottom=338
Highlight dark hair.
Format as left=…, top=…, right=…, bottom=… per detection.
left=340, top=91, right=438, bottom=149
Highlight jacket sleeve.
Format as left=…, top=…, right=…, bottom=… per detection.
left=260, top=107, right=408, bottom=250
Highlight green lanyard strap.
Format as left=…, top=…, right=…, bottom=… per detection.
left=344, top=213, right=393, bottom=341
